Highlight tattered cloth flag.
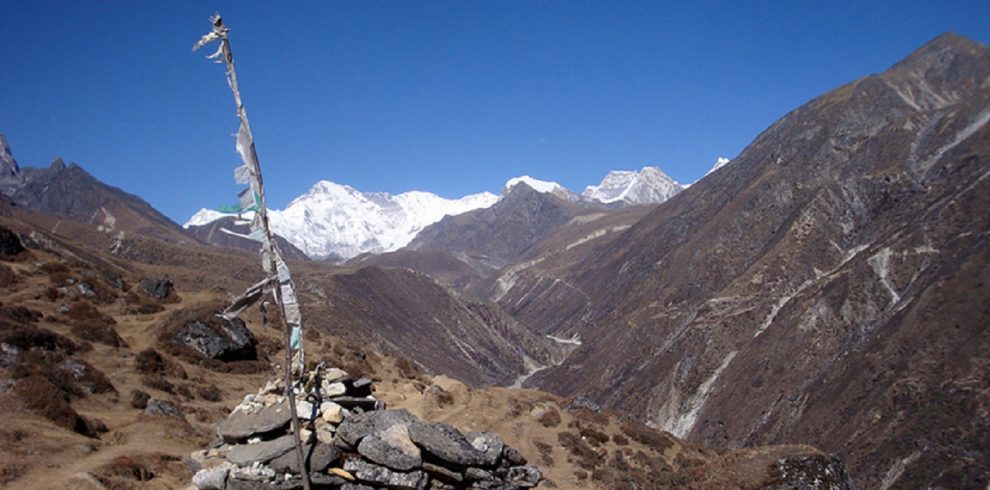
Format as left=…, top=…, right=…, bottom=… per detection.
left=194, top=13, right=312, bottom=489
left=193, top=15, right=304, bottom=368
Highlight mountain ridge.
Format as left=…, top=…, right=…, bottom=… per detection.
left=496, top=32, right=990, bottom=488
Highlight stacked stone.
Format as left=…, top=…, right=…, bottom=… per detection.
left=190, top=364, right=541, bottom=489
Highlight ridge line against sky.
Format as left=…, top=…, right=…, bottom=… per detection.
left=1, top=1, right=988, bottom=223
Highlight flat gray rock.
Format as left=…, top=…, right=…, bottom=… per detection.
left=357, top=424, right=422, bottom=471
left=217, top=400, right=292, bottom=442
left=337, top=409, right=418, bottom=446
left=408, top=421, right=487, bottom=467
left=225, top=434, right=296, bottom=466
left=344, top=459, right=427, bottom=490
left=268, top=441, right=340, bottom=474
left=144, top=399, right=185, bottom=420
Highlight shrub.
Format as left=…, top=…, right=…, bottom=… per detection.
left=558, top=431, right=602, bottom=471
left=135, top=349, right=168, bottom=374
left=140, top=375, right=176, bottom=395
left=619, top=420, right=675, bottom=452
left=70, top=320, right=127, bottom=347
left=12, top=375, right=98, bottom=437
left=579, top=425, right=610, bottom=447
left=196, top=384, right=223, bottom=402
left=65, top=301, right=115, bottom=324
left=533, top=440, right=555, bottom=466
left=130, top=390, right=151, bottom=409
left=537, top=407, right=562, bottom=428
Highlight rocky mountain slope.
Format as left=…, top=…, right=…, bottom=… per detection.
left=494, top=33, right=990, bottom=488
left=396, top=184, right=584, bottom=282
left=0, top=203, right=852, bottom=489
left=0, top=141, right=193, bottom=246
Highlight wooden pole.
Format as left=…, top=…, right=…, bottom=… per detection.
left=196, top=15, right=311, bottom=489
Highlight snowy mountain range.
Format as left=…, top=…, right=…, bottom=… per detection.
left=185, top=165, right=693, bottom=260
left=186, top=181, right=498, bottom=260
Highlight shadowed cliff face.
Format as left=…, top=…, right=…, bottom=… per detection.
left=497, top=33, right=990, bottom=488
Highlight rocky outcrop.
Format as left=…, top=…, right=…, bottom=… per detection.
left=140, top=277, right=176, bottom=301
left=190, top=364, right=542, bottom=489
left=0, top=225, right=25, bottom=257
left=0, top=134, right=19, bottom=180
left=172, top=317, right=257, bottom=362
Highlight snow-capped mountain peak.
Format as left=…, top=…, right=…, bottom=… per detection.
left=186, top=179, right=497, bottom=261
left=504, top=175, right=564, bottom=195
left=582, top=166, right=684, bottom=205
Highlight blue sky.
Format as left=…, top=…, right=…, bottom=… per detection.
left=1, top=1, right=987, bottom=222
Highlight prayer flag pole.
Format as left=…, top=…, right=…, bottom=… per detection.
left=194, top=14, right=311, bottom=490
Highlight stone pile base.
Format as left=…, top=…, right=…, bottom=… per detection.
left=190, top=363, right=542, bottom=489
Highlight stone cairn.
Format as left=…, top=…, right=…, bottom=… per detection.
left=190, top=363, right=542, bottom=489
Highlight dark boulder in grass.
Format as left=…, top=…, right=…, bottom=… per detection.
left=172, top=317, right=257, bottom=362
left=0, top=226, right=25, bottom=258
left=140, top=277, right=175, bottom=301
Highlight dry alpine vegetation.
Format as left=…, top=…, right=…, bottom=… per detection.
left=0, top=217, right=849, bottom=489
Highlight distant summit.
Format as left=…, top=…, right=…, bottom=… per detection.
left=503, top=175, right=578, bottom=201
left=582, top=166, right=684, bottom=205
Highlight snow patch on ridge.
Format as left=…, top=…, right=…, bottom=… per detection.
left=706, top=157, right=731, bottom=175
left=504, top=175, right=568, bottom=195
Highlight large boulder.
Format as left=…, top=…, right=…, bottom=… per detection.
left=0, top=226, right=24, bottom=257
left=173, top=317, right=257, bottom=361
left=140, top=277, right=174, bottom=300
left=336, top=409, right=418, bottom=446
left=144, top=399, right=186, bottom=421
